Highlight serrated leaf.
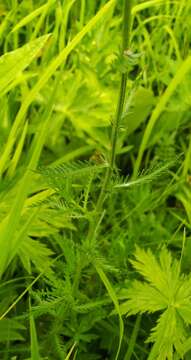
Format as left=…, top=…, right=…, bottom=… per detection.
left=18, top=237, right=53, bottom=273
left=147, top=308, right=185, bottom=360
left=119, top=281, right=167, bottom=316
left=130, top=247, right=180, bottom=297
left=0, top=318, right=25, bottom=342
left=120, top=247, right=191, bottom=359
left=39, top=160, right=108, bottom=192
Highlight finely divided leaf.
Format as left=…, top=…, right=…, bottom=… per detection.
left=0, top=318, right=25, bottom=342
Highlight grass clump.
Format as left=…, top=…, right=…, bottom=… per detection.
left=0, top=0, right=191, bottom=359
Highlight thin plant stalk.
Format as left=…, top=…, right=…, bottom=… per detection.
left=83, top=7, right=134, bottom=355
left=80, top=0, right=86, bottom=29
left=87, top=0, right=133, bottom=241
left=125, top=314, right=142, bottom=360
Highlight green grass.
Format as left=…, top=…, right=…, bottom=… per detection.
left=0, top=0, right=191, bottom=359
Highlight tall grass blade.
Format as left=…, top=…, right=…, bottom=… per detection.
left=11, top=1, right=55, bottom=33
left=30, top=299, right=41, bottom=360
left=94, top=262, right=124, bottom=360
left=133, top=55, right=191, bottom=178
left=64, top=342, right=77, bottom=360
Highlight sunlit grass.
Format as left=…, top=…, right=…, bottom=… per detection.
left=0, top=0, right=190, bottom=359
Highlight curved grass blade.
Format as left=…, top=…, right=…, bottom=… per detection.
left=132, top=0, right=178, bottom=15
left=11, top=1, right=55, bottom=33
left=94, top=261, right=124, bottom=360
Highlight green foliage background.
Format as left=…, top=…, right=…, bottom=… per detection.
left=0, top=0, right=191, bottom=359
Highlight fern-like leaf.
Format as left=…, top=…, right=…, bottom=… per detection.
left=38, top=160, right=108, bottom=189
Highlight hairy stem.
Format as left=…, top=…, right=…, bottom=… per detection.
left=87, top=0, right=133, bottom=242
left=111, top=0, right=133, bottom=170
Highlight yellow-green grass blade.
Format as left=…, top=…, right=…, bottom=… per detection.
left=7, top=121, right=28, bottom=178
left=132, top=0, right=178, bottom=15
left=11, top=1, right=55, bottom=34
left=32, top=0, right=56, bottom=40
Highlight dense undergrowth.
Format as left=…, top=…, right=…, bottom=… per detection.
left=0, top=0, right=191, bottom=359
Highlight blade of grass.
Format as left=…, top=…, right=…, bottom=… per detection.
left=133, top=55, right=191, bottom=178
left=0, top=34, right=50, bottom=98
left=183, top=135, right=191, bottom=178
left=32, top=0, right=55, bottom=40
left=0, top=273, right=42, bottom=320
left=0, top=78, right=59, bottom=277
left=7, top=208, right=39, bottom=267
left=0, top=253, right=65, bottom=320
left=124, top=315, right=141, bottom=360
left=94, top=261, right=124, bottom=360
left=59, top=0, right=76, bottom=49
left=80, top=0, right=86, bottom=29
left=132, top=0, right=177, bottom=15
left=29, top=298, right=41, bottom=360
left=164, top=25, right=181, bottom=61
left=7, top=121, right=28, bottom=178
left=11, top=1, right=55, bottom=33
left=64, top=342, right=77, bottom=360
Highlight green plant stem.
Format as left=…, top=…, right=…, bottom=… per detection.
left=80, top=0, right=86, bottom=29
left=124, top=314, right=141, bottom=360
left=111, top=0, right=133, bottom=170
left=87, top=0, right=133, bottom=242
